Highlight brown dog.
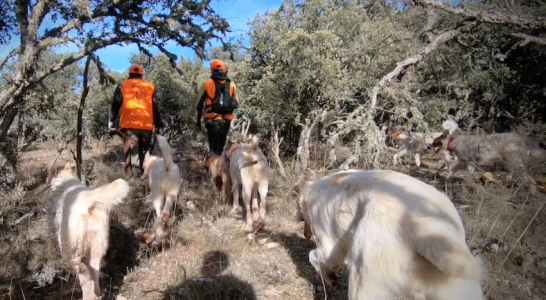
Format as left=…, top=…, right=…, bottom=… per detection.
left=204, top=154, right=232, bottom=204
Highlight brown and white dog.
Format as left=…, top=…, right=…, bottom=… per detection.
left=47, top=162, right=130, bottom=300
left=141, top=134, right=181, bottom=243
left=392, top=120, right=459, bottom=167
left=222, top=135, right=270, bottom=232
left=204, top=154, right=231, bottom=204
left=296, top=169, right=484, bottom=300
left=432, top=122, right=546, bottom=187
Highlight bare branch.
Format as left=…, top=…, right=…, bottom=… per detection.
left=271, top=130, right=286, bottom=178
left=512, top=32, right=546, bottom=46
left=76, top=56, right=92, bottom=180
left=15, top=0, right=30, bottom=51
left=38, top=35, right=80, bottom=49
left=90, top=54, right=116, bottom=85
left=369, top=21, right=478, bottom=109
left=0, top=48, right=19, bottom=71
left=28, top=0, right=53, bottom=41
left=31, top=36, right=123, bottom=87
left=416, top=0, right=546, bottom=29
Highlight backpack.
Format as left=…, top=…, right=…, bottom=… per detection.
left=209, top=78, right=237, bottom=114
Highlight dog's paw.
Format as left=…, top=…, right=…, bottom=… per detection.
left=254, top=221, right=265, bottom=231
left=162, top=212, right=169, bottom=223
left=143, top=233, right=155, bottom=244
left=243, top=224, right=254, bottom=233
left=152, top=236, right=162, bottom=247
left=324, top=270, right=340, bottom=287
left=229, top=208, right=241, bottom=216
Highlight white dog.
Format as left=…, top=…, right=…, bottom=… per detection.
left=141, top=134, right=181, bottom=242
left=297, top=169, right=484, bottom=300
left=47, top=162, right=130, bottom=300
left=223, top=135, right=270, bottom=232
left=393, top=120, right=459, bottom=167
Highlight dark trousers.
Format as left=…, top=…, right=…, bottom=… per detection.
left=121, top=128, right=153, bottom=176
left=205, top=119, right=231, bottom=155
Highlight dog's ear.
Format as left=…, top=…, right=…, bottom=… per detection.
left=223, top=139, right=234, bottom=153
left=432, top=129, right=449, bottom=148
left=203, top=155, right=212, bottom=169
left=298, top=176, right=313, bottom=193
left=64, top=161, right=77, bottom=171
left=46, top=165, right=62, bottom=185
left=250, top=135, right=260, bottom=150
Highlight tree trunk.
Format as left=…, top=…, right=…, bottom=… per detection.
left=416, top=0, right=546, bottom=30
left=0, top=105, right=20, bottom=193
left=271, top=129, right=286, bottom=178
left=296, top=111, right=323, bottom=174
left=76, top=56, right=92, bottom=181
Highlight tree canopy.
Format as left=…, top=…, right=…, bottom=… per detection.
left=1, top=0, right=546, bottom=187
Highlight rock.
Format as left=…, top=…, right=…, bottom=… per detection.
left=265, top=242, right=280, bottom=249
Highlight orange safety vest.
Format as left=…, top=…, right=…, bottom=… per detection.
left=203, top=78, right=235, bottom=121
left=119, top=78, right=155, bottom=130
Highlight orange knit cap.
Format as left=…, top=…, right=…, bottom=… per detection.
left=210, top=59, right=226, bottom=72
left=129, top=64, right=144, bottom=76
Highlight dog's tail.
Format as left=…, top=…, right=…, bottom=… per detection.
left=242, top=151, right=260, bottom=164
left=442, top=119, right=459, bottom=135
left=250, top=135, right=260, bottom=150
left=156, top=134, right=174, bottom=172
left=89, top=178, right=130, bottom=212
left=410, top=222, right=482, bottom=282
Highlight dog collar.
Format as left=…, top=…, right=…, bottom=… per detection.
left=229, top=146, right=242, bottom=157
left=447, top=137, right=455, bottom=152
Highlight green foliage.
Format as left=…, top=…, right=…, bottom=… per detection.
left=3, top=0, right=546, bottom=167
left=18, top=52, right=82, bottom=142
left=0, top=0, right=16, bottom=45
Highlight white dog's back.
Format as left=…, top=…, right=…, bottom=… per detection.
left=224, top=136, right=271, bottom=232
left=230, top=150, right=269, bottom=185
left=50, top=176, right=130, bottom=256
left=144, top=135, right=181, bottom=240
left=47, top=166, right=129, bottom=299
left=148, top=135, right=181, bottom=193
left=301, top=170, right=484, bottom=300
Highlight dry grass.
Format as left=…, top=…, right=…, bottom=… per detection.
left=0, top=138, right=545, bottom=300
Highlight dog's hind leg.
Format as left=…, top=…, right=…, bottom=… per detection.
left=414, top=152, right=421, bottom=167
left=446, top=160, right=464, bottom=179
left=251, top=188, right=259, bottom=224
left=88, top=257, right=102, bottom=297
left=257, top=181, right=268, bottom=224
left=394, top=148, right=407, bottom=166
left=229, top=183, right=241, bottom=215
left=73, top=258, right=96, bottom=300
left=151, top=190, right=165, bottom=237
left=162, top=193, right=177, bottom=224
left=221, top=174, right=231, bottom=204
left=242, top=182, right=254, bottom=232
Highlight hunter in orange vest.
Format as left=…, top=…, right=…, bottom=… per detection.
left=196, top=59, right=239, bottom=155
left=109, top=64, right=164, bottom=177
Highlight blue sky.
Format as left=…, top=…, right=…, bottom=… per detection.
left=0, top=0, right=283, bottom=73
